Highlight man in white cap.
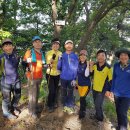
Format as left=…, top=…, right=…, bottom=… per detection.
left=57, top=40, right=78, bottom=114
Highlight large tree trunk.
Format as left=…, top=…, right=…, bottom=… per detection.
left=52, top=0, right=62, bottom=38
left=52, top=0, right=78, bottom=38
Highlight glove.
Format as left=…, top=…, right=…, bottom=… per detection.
left=43, top=64, right=49, bottom=68
left=26, top=58, right=32, bottom=63
left=42, top=60, right=45, bottom=64
left=71, top=80, right=77, bottom=87
left=58, top=55, right=62, bottom=60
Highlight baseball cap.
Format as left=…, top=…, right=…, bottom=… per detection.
left=2, top=38, right=13, bottom=46
left=79, top=50, right=88, bottom=56
left=64, top=40, right=73, bottom=45
left=52, top=38, right=60, bottom=44
left=32, top=36, right=42, bottom=42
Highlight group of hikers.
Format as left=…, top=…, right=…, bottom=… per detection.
left=0, top=36, right=130, bottom=130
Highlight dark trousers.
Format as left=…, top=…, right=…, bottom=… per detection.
left=93, top=90, right=105, bottom=121
left=80, top=96, right=86, bottom=112
left=114, top=96, right=130, bottom=130
left=28, top=79, right=42, bottom=114
left=46, top=74, right=60, bottom=108
left=1, top=80, right=21, bottom=115
left=61, top=79, right=74, bottom=107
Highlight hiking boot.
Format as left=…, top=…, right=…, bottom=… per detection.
left=48, top=107, right=54, bottom=113
left=54, top=103, right=58, bottom=109
left=31, top=114, right=38, bottom=119
left=36, top=107, right=43, bottom=113
left=11, top=107, right=21, bottom=116
left=79, top=111, right=85, bottom=119
left=13, top=108, right=21, bottom=116
left=3, top=113, right=17, bottom=119
left=89, top=113, right=97, bottom=120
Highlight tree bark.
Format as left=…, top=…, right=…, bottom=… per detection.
left=52, top=0, right=61, bottom=38
left=52, top=0, right=78, bottom=38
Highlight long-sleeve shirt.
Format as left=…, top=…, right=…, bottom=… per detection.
left=111, top=62, right=130, bottom=98
left=57, top=52, right=79, bottom=80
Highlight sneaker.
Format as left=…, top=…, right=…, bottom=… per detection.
left=66, top=107, right=75, bottom=115
left=63, top=106, right=68, bottom=113
left=3, top=113, right=17, bottom=119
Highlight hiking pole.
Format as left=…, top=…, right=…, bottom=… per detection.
left=47, top=54, right=56, bottom=87
left=45, top=54, right=56, bottom=110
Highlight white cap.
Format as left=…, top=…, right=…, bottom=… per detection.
left=64, top=40, right=73, bottom=45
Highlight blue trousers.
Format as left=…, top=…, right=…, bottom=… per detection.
left=1, top=80, right=21, bottom=115
left=114, top=96, right=130, bottom=130
left=61, top=79, right=74, bottom=107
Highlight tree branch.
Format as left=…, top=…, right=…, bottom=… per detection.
left=65, top=0, right=78, bottom=22
left=77, top=0, right=124, bottom=51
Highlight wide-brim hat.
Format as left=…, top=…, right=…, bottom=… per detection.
left=115, top=48, right=130, bottom=58
left=2, top=38, right=13, bottom=46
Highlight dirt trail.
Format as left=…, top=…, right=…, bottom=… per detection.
left=0, top=103, right=116, bottom=130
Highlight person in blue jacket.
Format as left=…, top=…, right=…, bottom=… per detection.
left=77, top=50, right=91, bottom=119
left=108, top=48, right=130, bottom=130
left=0, top=38, right=21, bottom=119
left=57, top=40, right=78, bottom=114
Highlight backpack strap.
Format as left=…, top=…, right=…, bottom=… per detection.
left=0, top=56, right=5, bottom=76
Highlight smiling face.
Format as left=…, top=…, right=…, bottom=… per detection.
left=33, top=40, right=42, bottom=50
left=119, top=53, right=129, bottom=64
left=64, top=42, right=73, bottom=51
left=52, top=42, right=60, bottom=51
left=2, top=43, right=14, bottom=54
left=97, top=52, right=106, bottom=63
left=79, top=54, right=87, bottom=63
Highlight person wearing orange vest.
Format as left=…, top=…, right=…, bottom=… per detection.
left=23, top=36, right=45, bottom=119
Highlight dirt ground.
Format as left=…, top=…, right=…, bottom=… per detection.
left=0, top=86, right=128, bottom=130
left=0, top=104, right=117, bottom=130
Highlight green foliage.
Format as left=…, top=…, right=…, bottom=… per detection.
left=39, top=78, right=48, bottom=102
left=128, top=109, right=130, bottom=121
left=1, top=0, right=130, bottom=54
left=0, top=30, right=12, bottom=44
left=86, top=93, right=94, bottom=109
left=104, top=99, right=117, bottom=122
